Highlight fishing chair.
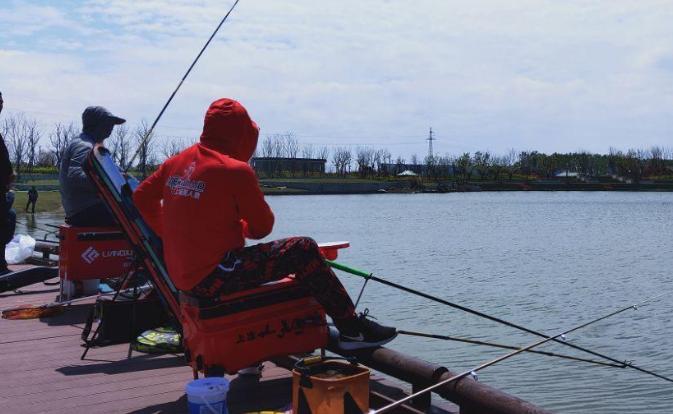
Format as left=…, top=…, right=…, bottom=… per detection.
left=85, top=146, right=334, bottom=376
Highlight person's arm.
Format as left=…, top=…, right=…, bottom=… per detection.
left=133, top=164, right=166, bottom=236
left=233, top=165, right=274, bottom=239
left=65, top=143, right=97, bottom=190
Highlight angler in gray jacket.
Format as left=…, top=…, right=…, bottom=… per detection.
left=59, top=106, right=125, bottom=227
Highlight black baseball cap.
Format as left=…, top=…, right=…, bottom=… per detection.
left=82, top=106, right=126, bottom=129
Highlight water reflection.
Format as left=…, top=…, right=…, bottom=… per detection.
left=15, top=211, right=63, bottom=242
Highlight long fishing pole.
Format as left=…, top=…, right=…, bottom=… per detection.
left=327, top=260, right=673, bottom=382
left=373, top=292, right=673, bottom=414
left=0, top=284, right=153, bottom=318
left=397, top=330, right=623, bottom=368
left=125, top=0, right=242, bottom=172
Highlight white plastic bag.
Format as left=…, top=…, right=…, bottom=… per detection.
left=5, top=234, right=36, bottom=264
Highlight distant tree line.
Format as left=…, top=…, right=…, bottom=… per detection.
left=1, top=113, right=189, bottom=178
left=3, top=112, right=672, bottom=183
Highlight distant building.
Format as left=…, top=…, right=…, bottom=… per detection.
left=554, top=170, right=579, bottom=178
left=251, top=157, right=327, bottom=177
left=380, top=163, right=455, bottom=177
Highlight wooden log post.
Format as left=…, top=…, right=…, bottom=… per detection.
left=329, top=345, right=552, bottom=414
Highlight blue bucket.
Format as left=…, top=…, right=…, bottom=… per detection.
left=185, top=377, right=230, bottom=414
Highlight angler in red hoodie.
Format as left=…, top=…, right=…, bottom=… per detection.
left=134, top=98, right=396, bottom=350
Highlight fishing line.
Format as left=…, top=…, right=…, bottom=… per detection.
left=353, top=273, right=371, bottom=309
left=327, top=260, right=673, bottom=383
left=125, top=0, right=242, bottom=172
left=374, top=293, right=673, bottom=414
left=397, top=330, right=623, bottom=368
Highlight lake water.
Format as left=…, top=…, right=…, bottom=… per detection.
left=16, top=192, right=673, bottom=413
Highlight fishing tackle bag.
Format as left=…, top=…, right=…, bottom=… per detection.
left=82, top=294, right=171, bottom=347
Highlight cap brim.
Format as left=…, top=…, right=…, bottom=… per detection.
left=110, top=116, right=126, bottom=125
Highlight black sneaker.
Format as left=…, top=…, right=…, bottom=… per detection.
left=338, top=310, right=397, bottom=350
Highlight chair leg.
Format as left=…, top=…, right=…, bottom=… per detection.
left=204, top=365, right=225, bottom=377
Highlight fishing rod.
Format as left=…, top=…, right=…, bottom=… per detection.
left=397, top=330, right=623, bottom=368
left=373, top=291, right=672, bottom=414
left=327, top=260, right=673, bottom=382
left=1, top=284, right=153, bottom=319
left=125, top=0, right=242, bottom=172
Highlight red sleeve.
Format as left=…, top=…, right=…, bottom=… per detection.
left=233, top=165, right=274, bottom=239
left=133, top=164, right=167, bottom=236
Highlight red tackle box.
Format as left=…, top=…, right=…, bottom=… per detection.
left=180, top=278, right=328, bottom=374
left=58, top=224, right=134, bottom=281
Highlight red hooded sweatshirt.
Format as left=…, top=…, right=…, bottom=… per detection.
left=133, top=98, right=274, bottom=291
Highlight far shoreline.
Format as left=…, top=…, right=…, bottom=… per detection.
left=260, top=179, right=673, bottom=195
left=9, top=179, right=672, bottom=214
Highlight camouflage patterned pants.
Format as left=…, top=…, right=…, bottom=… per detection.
left=190, top=237, right=356, bottom=321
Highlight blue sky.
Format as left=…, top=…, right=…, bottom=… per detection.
left=1, top=0, right=672, bottom=160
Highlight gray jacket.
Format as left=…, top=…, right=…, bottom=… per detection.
left=58, top=133, right=103, bottom=218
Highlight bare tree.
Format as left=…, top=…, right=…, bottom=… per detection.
left=271, top=135, right=286, bottom=158
left=301, top=143, right=315, bottom=159
left=375, top=149, right=391, bottom=175
left=36, top=146, right=57, bottom=167
left=355, top=147, right=375, bottom=177
left=107, top=124, right=131, bottom=169
left=281, top=133, right=299, bottom=176
left=2, top=114, right=29, bottom=174
left=161, top=137, right=187, bottom=160
left=317, top=146, right=330, bottom=161
left=332, top=147, right=352, bottom=176
left=49, top=122, right=77, bottom=170
left=284, top=133, right=299, bottom=158
left=133, top=121, right=156, bottom=179
left=264, top=134, right=289, bottom=176
left=260, top=136, right=275, bottom=157
left=25, top=118, right=40, bottom=173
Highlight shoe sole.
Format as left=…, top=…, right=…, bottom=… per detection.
left=337, top=332, right=398, bottom=351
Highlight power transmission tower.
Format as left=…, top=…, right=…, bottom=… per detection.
left=426, top=127, right=435, bottom=159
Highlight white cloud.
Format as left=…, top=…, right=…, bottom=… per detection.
left=1, top=0, right=672, bottom=158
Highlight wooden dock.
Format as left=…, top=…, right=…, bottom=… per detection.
left=0, top=268, right=458, bottom=414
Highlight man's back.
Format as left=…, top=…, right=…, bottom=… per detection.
left=58, top=134, right=101, bottom=218
left=134, top=143, right=274, bottom=291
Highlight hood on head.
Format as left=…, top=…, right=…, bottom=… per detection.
left=199, top=98, right=259, bottom=161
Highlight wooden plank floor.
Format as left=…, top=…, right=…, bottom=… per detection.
left=0, top=268, right=457, bottom=414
